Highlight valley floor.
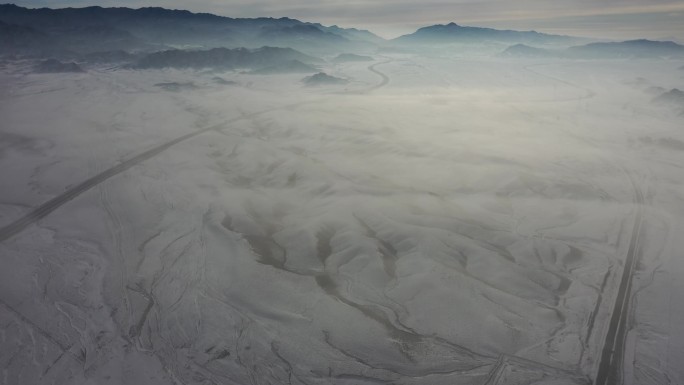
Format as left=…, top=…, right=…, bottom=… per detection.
left=1, top=55, right=683, bottom=385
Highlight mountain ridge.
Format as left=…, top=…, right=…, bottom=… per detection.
left=393, top=22, right=582, bottom=45
left=132, top=46, right=320, bottom=71
left=0, top=3, right=383, bottom=55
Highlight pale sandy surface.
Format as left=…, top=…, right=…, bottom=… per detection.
left=1, top=56, right=683, bottom=384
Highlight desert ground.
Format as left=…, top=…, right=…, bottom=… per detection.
left=1, top=54, right=684, bottom=384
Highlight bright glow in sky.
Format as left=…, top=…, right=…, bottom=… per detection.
left=11, top=0, right=684, bottom=40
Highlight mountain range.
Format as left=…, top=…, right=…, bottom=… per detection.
left=0, top=3, right=589, bottom=56
left=0, top=3, right=381, bottom=55
left=2, top=3, right=682, bottom=64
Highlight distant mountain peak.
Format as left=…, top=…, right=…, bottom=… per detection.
left=394, top=22, right=577, bottom=45
left=302, top=72, right=348, bottom=86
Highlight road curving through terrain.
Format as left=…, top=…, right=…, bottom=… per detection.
left=0, top=61, right=394, bottom=243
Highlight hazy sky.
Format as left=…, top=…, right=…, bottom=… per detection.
left=11, top=0, right=684, bottom=40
